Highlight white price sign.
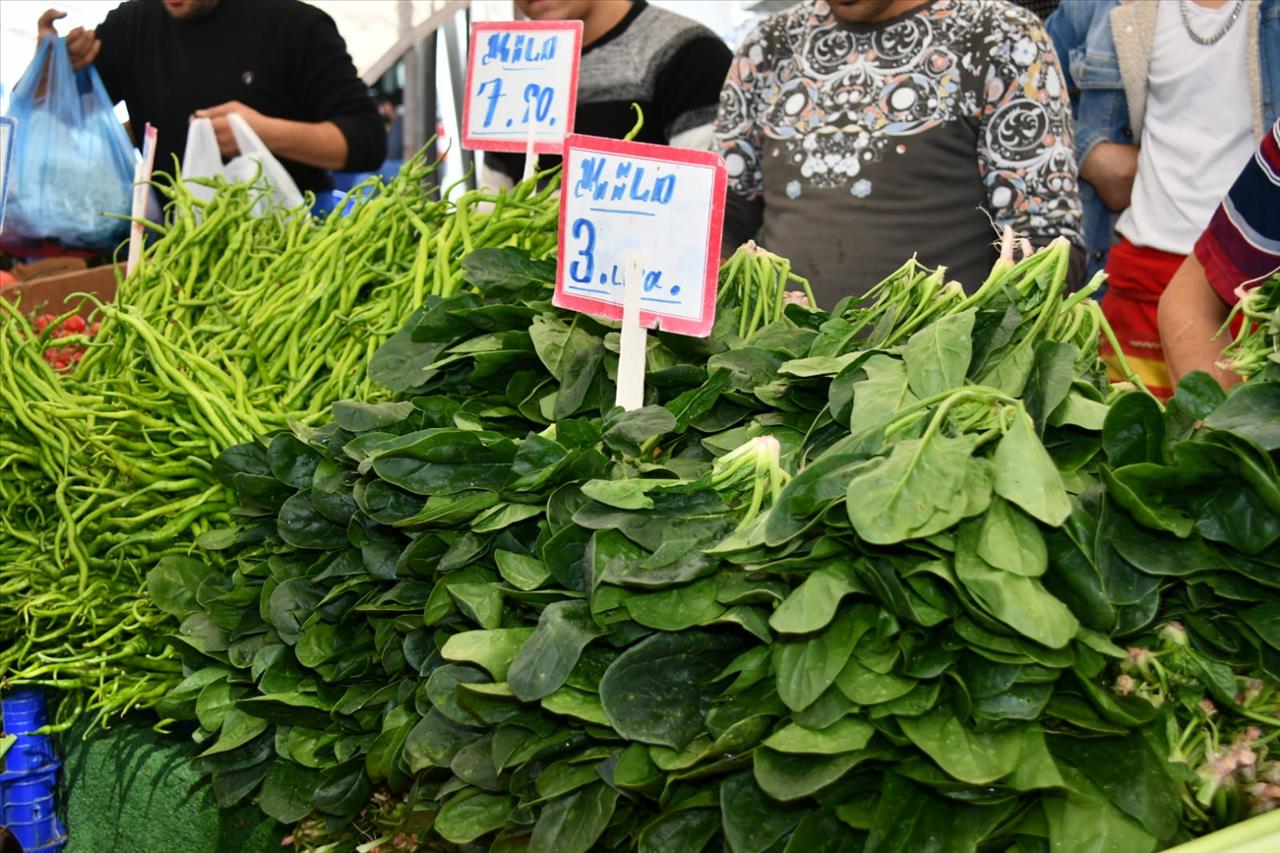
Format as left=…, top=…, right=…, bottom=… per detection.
left=554, top=135, right=727, bottom=338
left=462, top=20, right=582, bottom=153
left=0, top=117, right=15, bottom=235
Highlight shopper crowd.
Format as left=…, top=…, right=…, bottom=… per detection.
left=33, top=0, right=1280, bottom=390
left=1046, top=0, right=1279, bottom=396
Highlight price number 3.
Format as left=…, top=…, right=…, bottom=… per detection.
left=568, top=218, right=596, bottom=285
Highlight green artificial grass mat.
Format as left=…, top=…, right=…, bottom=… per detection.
left=54, top=718, right=282, bottom=853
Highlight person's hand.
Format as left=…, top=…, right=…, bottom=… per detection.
left=64, top=26, right=100, bottom=70
left=1080, top=141, right=1139, bottom=213
left=37, top=9, right=101, bottom=70
left=193, top=101, right=272, bottom=156
left=37, top=8, right=64, bottom=39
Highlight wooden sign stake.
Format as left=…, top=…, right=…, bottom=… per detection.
left=521, top=118, right=538, bottom=183
left=126, top=124, right=157, bottom=276
left=614, top=252, right=647, bottom=411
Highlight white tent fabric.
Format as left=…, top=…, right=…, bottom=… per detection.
left=0, top=0, right=502, bottom=93
left=2, top=0, right=751, bottom=102
left=312, top=0, right=508, bottom=79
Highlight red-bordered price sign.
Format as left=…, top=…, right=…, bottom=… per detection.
left=553, top=135, right=727, bottom=338
left=461, top=20, right=583, bottom=154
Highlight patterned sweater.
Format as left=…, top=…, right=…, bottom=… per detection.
left=715, top=0, right=1084, bottom=306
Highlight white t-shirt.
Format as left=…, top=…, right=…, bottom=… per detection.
left=1117, top=0, right=1254, bottom=254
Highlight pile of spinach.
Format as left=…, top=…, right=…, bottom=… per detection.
left=147, top=240, right=1280, bottom=852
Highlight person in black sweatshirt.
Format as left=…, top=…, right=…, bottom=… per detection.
left=38, top=0, right=386, bottom=194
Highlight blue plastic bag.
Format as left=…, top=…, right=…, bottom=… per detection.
left=1, top=36, right=134, bottom=252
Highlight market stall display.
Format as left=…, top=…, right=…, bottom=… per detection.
left=0, top=156, right=558, bottom=726
left=172, top=246, right=1276, bottom=851
left=1, top=149, right=1277, bottom=852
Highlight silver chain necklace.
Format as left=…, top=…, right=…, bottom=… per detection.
left=1179, top=0, right=1246, bottom=46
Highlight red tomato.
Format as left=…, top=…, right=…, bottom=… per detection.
left=63, top=315, right=86, bottom=334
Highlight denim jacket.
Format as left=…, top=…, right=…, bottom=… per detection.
left=1046, top=0, right=1280, bottom=279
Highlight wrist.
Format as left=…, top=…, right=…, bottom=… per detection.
left=1075, top=127, right=1107, bottom=168
left=253, top=114, right=284, bottom=152
left=1079, top=142, right=1108, bottom=185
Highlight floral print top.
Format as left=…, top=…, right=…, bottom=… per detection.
left=714, top=0, right=1084, bottom=306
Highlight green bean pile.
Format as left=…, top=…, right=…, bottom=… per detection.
left=0, top=156, right=560, bottom=726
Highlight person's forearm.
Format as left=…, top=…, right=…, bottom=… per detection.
left=1158, top=254, right=1240, bottom=389
left=1079, top=141, right=1139, bottom=213
left=258, top=117, right=349, bottom=171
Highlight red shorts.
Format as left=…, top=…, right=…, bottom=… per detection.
left=1098, top=237, right=1186, bottom=399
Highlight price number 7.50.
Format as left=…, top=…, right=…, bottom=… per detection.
left=475, top=79, right=557, bottom=129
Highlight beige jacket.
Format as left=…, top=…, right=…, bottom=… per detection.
left=1110, top=0, right=1268, bottom=141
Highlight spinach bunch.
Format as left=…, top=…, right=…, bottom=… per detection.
left=149, top=241, right=1279, bottom=852
left=1222, top=273, right=1280, bottom=380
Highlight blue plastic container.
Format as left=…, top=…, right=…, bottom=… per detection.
left=2, top=770, right=64, bottom=850
left=3, top=772, right=56, bottom=806
left=311, top=189, right=348, bottom=218
left=2, top=689, right=57, bottom=776
left=5, top=794, right=56, bottom=822
left=3, top=732, right=57, bottom=774
left=6, top=812, right=66, bottom=852
left=1, top=690, right=65, bottom=850
left=27, top=840, right=68, bottom=853
left=1, top=689, right=45, bottom=728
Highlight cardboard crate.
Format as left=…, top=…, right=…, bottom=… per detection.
left=0, top=263, right=119, bottom=319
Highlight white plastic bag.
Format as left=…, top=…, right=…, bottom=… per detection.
left=181, top=113, right=303, bottom=214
